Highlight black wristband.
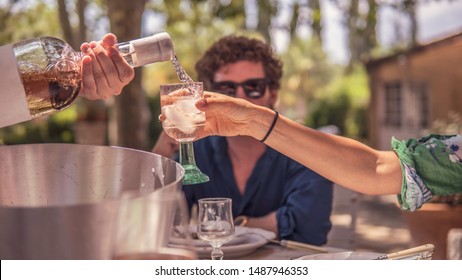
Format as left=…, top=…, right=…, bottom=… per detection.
left=260, top=110, right=279, bottom=143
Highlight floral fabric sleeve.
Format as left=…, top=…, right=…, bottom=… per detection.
left=391, top=134, right=462, bottom=211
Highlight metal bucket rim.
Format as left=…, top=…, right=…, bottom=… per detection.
left=0, top=143, right=185, bottom=209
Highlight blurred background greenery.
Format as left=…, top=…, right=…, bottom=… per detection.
left=0, top=0, right=459, bottom=150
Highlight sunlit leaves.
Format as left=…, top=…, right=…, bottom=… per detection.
left=0, top=1, right=60, bottom=44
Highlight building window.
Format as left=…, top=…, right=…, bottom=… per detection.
left=384, top=82, right=402, bottom=127
left=413, top=83, right=429, bottom=128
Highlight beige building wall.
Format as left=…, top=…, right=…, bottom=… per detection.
left=367, top=33, right=462, bottom=150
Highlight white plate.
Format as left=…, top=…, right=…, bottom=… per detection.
left=170, top=226, right=251, bottom=247
left=169, top=226, right=276, bottom=259
left=295, top=251, right=383, bottom=260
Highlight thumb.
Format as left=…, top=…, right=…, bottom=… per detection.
left=195, top=98, right=208, bottom=111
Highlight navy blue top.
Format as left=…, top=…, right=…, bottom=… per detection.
left=182, top=137, right=333, bottom=245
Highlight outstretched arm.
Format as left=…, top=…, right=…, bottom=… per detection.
left=195, top=92, right=402, bottom=195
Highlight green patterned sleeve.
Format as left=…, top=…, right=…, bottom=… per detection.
left=391, top=134, right=462, bottom=211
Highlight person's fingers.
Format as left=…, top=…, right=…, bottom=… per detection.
left=196, top=91, right=219, bottom=109
left=195, top=91, right=259, bottom=139
left=80, top=55, right=99, bottom=100
left=89, top=42, right=119, bottom=98
left=100, top=33, right=118, bottom=48
left=100, top=34, right=134, bottom=91
left=79, top=43, right=100, bottom=99
left=79, top=36, right=134, bottom=100
left=80, top=42, right=91, bottom=53
left=202, top=91, right=216, bottom=99
left=195, top=92, right=234, bottom=111
left=107, top=47, right=135, bottom=85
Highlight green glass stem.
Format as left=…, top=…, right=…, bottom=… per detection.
left=179, top=141, right=210, bottom=185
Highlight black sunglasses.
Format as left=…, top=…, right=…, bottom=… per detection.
left=211, top=78, right=268, bottom=99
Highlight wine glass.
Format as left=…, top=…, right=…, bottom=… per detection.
left=197, top=198, right=235, bottom=260
left=160, top=82, right=210, bottom=185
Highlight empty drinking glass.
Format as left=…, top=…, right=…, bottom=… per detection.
left=197, top=198, right=234, bottom=260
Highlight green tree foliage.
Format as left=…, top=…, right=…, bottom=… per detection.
left=305, top=65, right=370, bottom=139
left=279, top=37, right=337, bottom=120
left=257, top=0, right=278, bottom=42
left=278, top=34, right=369, bottom=140
left=0, top=1, right=61, bottom=44
left=309, top=0, right=322, bottom=42
left=1, top=0, right=376, bottom=146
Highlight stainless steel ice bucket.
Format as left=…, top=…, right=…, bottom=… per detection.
left=0, top=143, right=184, bottom=259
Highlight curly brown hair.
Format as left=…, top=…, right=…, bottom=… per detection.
left=195, top=35, right=283, bottom=92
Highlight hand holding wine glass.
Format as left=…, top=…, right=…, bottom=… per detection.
left=197, top=198, right=235, bottom=260
left=160, top=82, right=209, bottom=185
